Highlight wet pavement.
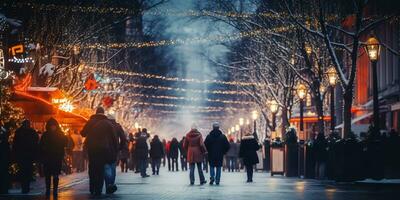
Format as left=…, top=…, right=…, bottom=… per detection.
left=1, top=168, right=400, bottom=200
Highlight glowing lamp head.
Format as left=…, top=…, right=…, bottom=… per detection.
left=297, top=83, right=307, bottom=100
left=305, top=44, right=312, bottom=55
left=327, top=67, right=337, bottom=86
left=134, top=122, right=139, bottom=129
left=246, top=119, right=250, bottom=125
left=235, top=124, right=240, bottom=131
left=251, top=110, right=258, bottom=120
left=239, top=118, right=244, bottom=126
left=269, top=100, right=279, bottom=114
left=365, top=36, right=380, bottom=61
left=231, top=127, right=235, bottom=133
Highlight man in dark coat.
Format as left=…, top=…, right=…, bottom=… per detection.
left=39, top=118, right=68, bottom=197
left=0, top=122, right=12, bottom=194
left=169, top=138, right=179, bottom=171
left=13, top=120, right=39, bottom=194
left=239, top=133, right=260, bottom=183
left=204, top=122, right=230, bottom=185
left=80, top=107, right=117, bottom=196
left=135, top=128, right=150, bottom=177
left=179, top=137, right=188, bottom=171
left=104, top=115, right=127, bottom=194
left=150, top=135, right=164, bottom=175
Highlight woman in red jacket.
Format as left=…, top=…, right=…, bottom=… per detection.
left=184, top=124, right=207, bottom=185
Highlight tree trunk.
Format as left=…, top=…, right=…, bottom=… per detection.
left=342, top=88, right=353, bottom=138
left=281, top=106, right=290, bottom=136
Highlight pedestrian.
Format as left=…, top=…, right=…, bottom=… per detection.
left=239, top=132, right=260, bottom=183
left=71, top=130, right=84, bottom=173
left=204, top=122, right=230, bottom=185
left=179, top=136, right=188, bottom=171
left=150, top=135, right=164, bottom=175
left=169, top=137, right=179, bottom=171
left=105, top=115, right=127, bottom=194
left=166, top=140, right=171, bottom=171
left=184, top=124, right=207, bottom=185
left=119, top=142, right=129, bottom=173
left=0, top=122, right=12, bottom=194
left=314, top=133, right=328, bottom=179
left=135, top=128, right=150, bottom=178
left=80, top=107, right=117, bottom=196
left=162, top=139, right=167, bottom=167
left=39, top=118, right=68, bottom=198
left=225, top=138, right=238, bottom=172
left=12, top=120, right=39, bottom=194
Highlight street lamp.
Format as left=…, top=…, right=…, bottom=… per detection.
left=297, top=83, right=307, bottom=132
left=235, top=124, right=240, bottom=140
left=327, top=67, right=338, bottom=133
left=239, top=118, right=244, bottom=140
left=364, top=36, right=381, bottom=134
left=269, top=100, right=279, bottom=131
left=251, top=110, right=258, bottom=134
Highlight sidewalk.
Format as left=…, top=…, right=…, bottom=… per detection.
left=7, top=171, right=88, bottom=195
left=355, top=179, right=400, bottom=186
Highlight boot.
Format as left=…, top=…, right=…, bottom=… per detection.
left=53, top=177, right=59, bottom=197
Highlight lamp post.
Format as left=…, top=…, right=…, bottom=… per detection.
left=251, top=110, right=258, bottom=134
left=297, top=83, right=307, bottom=136
left=364, top=36, right=381, bottom=135
left=235, top=124, right=240, bottom=141
left=327, top=67, right=338, bottom=133
left=239, top=118, right=244, bottom=140
left=269, top=100, right=279, bottom=131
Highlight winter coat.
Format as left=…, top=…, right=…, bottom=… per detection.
left=13, top=121, right=39, bottom=163
left=239, top=135, right=260, bottom=166
left=169, top=138, right=179, bottom=159
left=150, top=137, right=165, bottom=159
left=39, top=118, right=68, bottom=175
left=184, top=129, right=207, bottom=163
left=135, top=132, right=150, bottom=160
left=226, top=141, right=239, bottom=157
left=80, top=114, right=118, bottom=164
left=179, top=138, right=187, bottom=157
left=204, top=129, right=230, bottom=167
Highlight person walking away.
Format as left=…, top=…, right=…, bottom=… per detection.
left=13, top=120, right=39, bottom=194
left=225, top=138, right=238, bottom=172
left=169, top=138, right=179, bottom=171
left=314, top=133, right=328, bottom=179
left=179, top=137, right=188, bottom=171
left=204, top=122, right=230, bottom=185
left=235, top=139, right=241, bottom=172
left=81, top=107, right=117, bottom=196
left=166, top=140, right=171, bottom=171
left=135, top=128, right=150, bottom=177
left=150, top=135, right=164, bottom=175
left=119, top=142, right=129, bottom=173
left=184, top=124, right=207, bottom=185
left=71, top=130, right=84, bottom=173
left=39, top=118, right=68, bottom=198
left=239, top=132, right=260, bottom=182
left=0, top=122, right=12, bottom=194
left=105, top=115, right=127, bottom=194
left=162, top=139, right=167, bottom=167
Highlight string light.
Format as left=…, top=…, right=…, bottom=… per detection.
left=4, top=2, right=293, bottom=19
left=129, top=101, right=242, bottom=111
left=126, top=93, right=253, bottom=105
left=85, top=66, right=260, bottom=86
left=123, top=83, right=247, bottom=95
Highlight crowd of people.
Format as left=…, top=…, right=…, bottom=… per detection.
left=0, top=106, right=265, bottom=198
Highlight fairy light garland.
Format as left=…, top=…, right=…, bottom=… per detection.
left=85, top=66, right=260, bottom=86
left=3, top=2, right=292, bottom=19
left=129, top=101, right=242, bottom=111
left=123, top=83, right=247, bottom=95
left=127, top=93, right=254, bottom=105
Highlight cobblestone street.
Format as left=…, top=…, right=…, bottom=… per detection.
left=2, top=168, right=400, bottom=200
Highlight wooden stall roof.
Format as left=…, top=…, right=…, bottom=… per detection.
left=11, top=91, right=88, bottom=126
